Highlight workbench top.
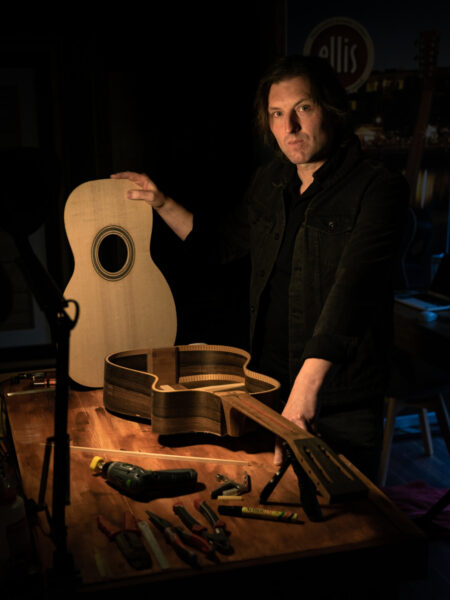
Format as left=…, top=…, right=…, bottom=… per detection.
left=2, top=373, right=427, bottom=598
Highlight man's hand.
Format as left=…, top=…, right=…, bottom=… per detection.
left=111, top=171, right=167, bottom=209
left=273, top=357, right=332, bottom=465
left=110, top=171, right=193, bottom=240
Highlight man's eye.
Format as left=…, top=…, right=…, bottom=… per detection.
left=271, top=110, right=282, bottom=118
left=297, top=104, right=311, bottom=113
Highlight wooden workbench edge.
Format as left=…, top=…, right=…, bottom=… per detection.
left=340, top=455, right=427, bottom=539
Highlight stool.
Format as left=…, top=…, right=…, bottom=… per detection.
left=378, top=351, right=450, bottom=486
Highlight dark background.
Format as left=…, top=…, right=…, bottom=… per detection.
left=0, top=2, right=286, bottom=366
left=1, top=1, right=449, bottom=369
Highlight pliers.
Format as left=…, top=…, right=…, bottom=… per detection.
left=211, top=472, right=251, bottom=498
left=97, top=510, right=152, bottom=570
left=146, top=510, right=213, bottom=567
left=173, top=499, right=233, bottom=554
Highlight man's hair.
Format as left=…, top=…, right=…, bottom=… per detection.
left=254, top=54, right=354, bottom=149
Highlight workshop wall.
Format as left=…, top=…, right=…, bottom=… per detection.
left=0, top=3, right=285, bottom=365
left=286, top=2, right=450, bottom=287
left=2, top=2, right=449, bottom=365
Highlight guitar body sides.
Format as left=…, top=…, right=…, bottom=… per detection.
left=103, top=344, right=367, bottom=503
left=64, top=179, right=177, bottom=388
left=104, top=344, right=281, bottom=437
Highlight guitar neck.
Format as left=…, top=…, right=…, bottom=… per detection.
left=219, top=390, right=367, bottom=504
left=405, top=88, right=434, bottom=192
left=405, top=30, right=439, bottom=200
left=219, top=390, right=313, bottom=443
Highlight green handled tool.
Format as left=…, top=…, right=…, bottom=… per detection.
left=91, top=456, right=197, bottom=498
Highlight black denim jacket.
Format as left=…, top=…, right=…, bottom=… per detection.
left=187, top=136, right=409, bottom=406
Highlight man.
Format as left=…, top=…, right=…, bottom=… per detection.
left=112, top=55, right=408, bottom=480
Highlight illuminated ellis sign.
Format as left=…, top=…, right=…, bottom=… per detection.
left=303, top=17, right=375, bottom=93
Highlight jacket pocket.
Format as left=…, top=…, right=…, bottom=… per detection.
left=306, top=214, right=354, bottom=235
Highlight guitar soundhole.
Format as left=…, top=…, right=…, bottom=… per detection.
left=92, top=226, right=135, bottom=280
left=98, top=235, right=127, bottom=272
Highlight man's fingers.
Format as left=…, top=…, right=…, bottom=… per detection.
left=111, top=171, right=152, bottom=187
left=273, top=439, right=284, bottom=466
left=281, top=410, right=307, bottom=430
left=126, top=188, right=166, bottom=209
left=281, top=407, right=316, bottom=434
left=127, top=189, right=154, bottom=201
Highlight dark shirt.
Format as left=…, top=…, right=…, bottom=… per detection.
left=252, top=172, right=309, bottom=392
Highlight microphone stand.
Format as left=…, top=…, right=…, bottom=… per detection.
left=13, top=233, right=79, bottom=584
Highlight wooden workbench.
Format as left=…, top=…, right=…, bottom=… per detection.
left=2, top=372, right=427, bottom=599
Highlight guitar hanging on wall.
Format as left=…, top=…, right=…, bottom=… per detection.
left=63, top=179, right=177, bottom=388
left=405, top=29, right=440, bottom=203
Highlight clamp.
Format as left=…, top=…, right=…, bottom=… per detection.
left=211, top=472, right=251, bottom=499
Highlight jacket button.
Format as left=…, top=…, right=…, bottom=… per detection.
left=328, top=221, right=336, bottom=231
left=250, top=305, right=255, bottom=312
left=274, top=232, right=280, bottom=240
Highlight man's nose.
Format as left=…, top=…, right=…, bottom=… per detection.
left=287, top=111, right=300, bottom=133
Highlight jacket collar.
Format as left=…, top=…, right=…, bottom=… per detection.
left=271, top=134, right=362, bottom=190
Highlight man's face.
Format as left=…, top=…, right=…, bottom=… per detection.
left=268, top=76, right=331, bottom=169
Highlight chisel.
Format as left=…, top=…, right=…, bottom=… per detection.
left=137, top=520, right=170, bottom=570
